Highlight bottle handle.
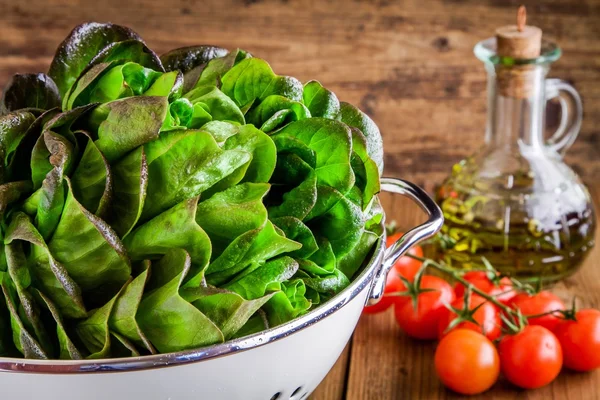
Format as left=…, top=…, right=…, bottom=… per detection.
left=544, top=78, right=583, bottom=156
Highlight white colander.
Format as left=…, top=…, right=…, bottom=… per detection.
left=0, top=177, right=443, bottom=400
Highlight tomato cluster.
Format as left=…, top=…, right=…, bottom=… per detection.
left=363, top=235, right=600, bottom=395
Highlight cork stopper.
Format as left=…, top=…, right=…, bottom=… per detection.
left=494, top=6, right=543, bottom=98
left=496, top=6, right=542, bottom=59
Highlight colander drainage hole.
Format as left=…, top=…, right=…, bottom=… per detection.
left=270, top=393, right=281, bottom=400
left=290, top=386, right=304, bottom=399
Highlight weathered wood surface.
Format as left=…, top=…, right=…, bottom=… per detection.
left=1, top=0, right=599, bottom=398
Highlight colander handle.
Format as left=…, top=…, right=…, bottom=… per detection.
left=367, top=178, right=444, bottom=305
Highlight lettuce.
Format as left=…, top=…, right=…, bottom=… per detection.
left=0, top=22, right=384, bottom=359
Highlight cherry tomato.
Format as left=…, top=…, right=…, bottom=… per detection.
left=386, top=232, right=424, bottom=282
left=394, top=276, right=454, bottom=339
left=498, top=325, right=563, bottom=389
left=363, top=272, right=406, bottom=314
left=435, top=329, right=500, bottom=395
left=554, top=309, right=600, bottom=371
left=437, top=294, right=501, bottom=340
left=509, top=291, right=565, bottom=332
left=455, top=271, right=516, bottom=304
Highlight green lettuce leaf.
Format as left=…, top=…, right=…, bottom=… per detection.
left=206, top=221, right=301, bottom=285
left=47, top=179, right=131, bottom=306
left=136, top=249, right=224, bottom=353
left=182, top=286, right=274, bottom=340
left=196, top=183, right=269, bottom=254
left=302, top=80, right=340, bottom=119
left=141, top=129, right=251, bottom=219
left=221, top=58, right=303, bottom=112
left=124, top=197, right=211, bottom=287
left=109, top=267, right=155, bottom=354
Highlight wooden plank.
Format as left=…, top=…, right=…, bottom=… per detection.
left=311, top=342, right=351, bottom=400
left=344, top=186, right=600, bottom=399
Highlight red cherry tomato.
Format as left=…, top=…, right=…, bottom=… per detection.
left=394, top=276, right=455, bottom=340
left=435, top=329, right=500, bottom=395
left=455, top=271, right=516, bottom=304
left=437, top=294, right=501, bottom=340
left=386, top=232, right=424, bottom=282
left=554, top=309, right=600, bottom=371
left=509, top=291, right=565, bottom=332
left=498, top=325, right=563, bottom=389
left=363, top=272, right=406, bottom=314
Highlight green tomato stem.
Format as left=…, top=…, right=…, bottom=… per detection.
left=407, top=254, right=519, bottom=316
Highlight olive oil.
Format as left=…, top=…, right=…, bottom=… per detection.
left=435, top=163, right=596, bottom=282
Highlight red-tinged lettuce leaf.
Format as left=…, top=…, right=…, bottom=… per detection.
left=181, top=286, right=274, bottom=340
left=7, top=109, right=59, bottom=184
left=49, top=22, right=145, bottom=98
left=160, top=45, right=229, bottom=93
left=0, top=277, right=17, bottom=357
left=195, top=183, right=269, bottom=255
left=82, top=96, right=168, bottom=163
left=105, top=146, right=148, bottom=238
left=1, top=275, right=47, bottom=359
left=5, top=212, right=87, bottom=319
left=195, top=49, right=251, bottom=90
left=136, top=249, right=224, bottom=353
left=25, top=130, right=75, bottom=240
left=0, top=74, right=61, bottom=115
left=302, top=80, right=340, bottom=119
left=140, top=129, right=251, bottom=220
left=4, top=242, right=54, bottom=355
left=47, top=179, right=131, bottom=307
left=224, top=256, right=299, bottom=300
left=124, top=197, right=211, bottom=288
left=0, top=181, right=32, bottom=220
left=206, top=221, right=301, bottom=286
left=109, top=266, right=155, bottom=354
left=221, top=58, right=303, bottom=112
left=0, top=110, right=38, bottom=184
left=339, top=102, right=384, bottom=174
left=34, top=289, right=83, bottom=360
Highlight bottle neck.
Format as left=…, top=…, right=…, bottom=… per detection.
left=485, top=64, right=548, bottom=149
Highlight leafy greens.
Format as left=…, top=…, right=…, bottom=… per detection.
left=0, top=22, right=384, bottom=359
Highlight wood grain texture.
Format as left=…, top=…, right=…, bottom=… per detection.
left=0, top=0, right=599, bottom=398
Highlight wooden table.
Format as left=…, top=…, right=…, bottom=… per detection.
left=312, top=186, right=600, bottom=400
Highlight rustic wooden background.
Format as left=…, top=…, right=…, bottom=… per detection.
left=1, top=0, right=599, bottom=190
left=1, top=0, right=599, bottom=399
